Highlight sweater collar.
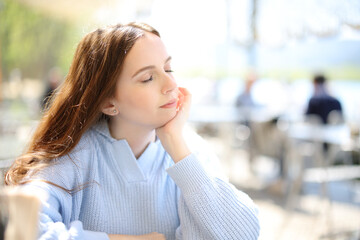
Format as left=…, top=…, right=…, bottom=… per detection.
left=91, top=120, right=165, bottom=182
left=91, top=120, right=117, bottom=143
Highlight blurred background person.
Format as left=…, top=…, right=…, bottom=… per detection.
left=304, top=74, right=344, bottom=165
left=236, top=70, right=257, bottom=108
left=234, top=70, right=258, bottom=171
left=305, top=74, right=343, bottom=124
left=41, top=67, right=63, bottom=110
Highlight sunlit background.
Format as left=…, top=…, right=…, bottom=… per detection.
left=1, top=0, right=360, bottom=239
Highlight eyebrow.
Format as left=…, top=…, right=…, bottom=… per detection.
left=131, top=56, right=172, bottom=78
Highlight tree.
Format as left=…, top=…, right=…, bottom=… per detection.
left=0, top=0, right=76, bottom=81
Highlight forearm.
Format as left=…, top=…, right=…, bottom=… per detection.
left=108, top=234, right=135, bottom=240
left=167, top=155, right=260, bottom=239
left=108, top=234, right=134, bottom=240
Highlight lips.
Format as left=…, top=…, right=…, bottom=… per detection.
left=160, top=99, right=177, bottom=108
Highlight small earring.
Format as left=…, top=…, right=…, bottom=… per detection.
left=113, top=109, right=117, bottom=114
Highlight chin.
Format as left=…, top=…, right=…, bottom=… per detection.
left=156, top=111, right=177, bottom=127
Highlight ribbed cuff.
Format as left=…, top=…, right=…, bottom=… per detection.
left=84, top=230, right=109, bottom=240
left=166, top=153, right=212, bottom=196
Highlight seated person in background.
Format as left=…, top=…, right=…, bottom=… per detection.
left=236, top=71, right=257, bottom=108
left=41, top=67, right=62, bottom=110
left=305, top=74, right=343, bottom=124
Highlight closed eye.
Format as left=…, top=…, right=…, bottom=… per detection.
left=165, top=70, right=173, bottom=73
left=142, top=76, right=153, bottom=83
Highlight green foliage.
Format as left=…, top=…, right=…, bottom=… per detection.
left=0, top=0, right=76, bottom=79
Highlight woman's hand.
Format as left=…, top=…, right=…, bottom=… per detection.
left=156, top=87, right=192, bottom=163
left=108, top=232, right=166, bottom=240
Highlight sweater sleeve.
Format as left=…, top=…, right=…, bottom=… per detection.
left=166, top=154, right=260, bottom=240
left=20, top=182, right=109, bottom=240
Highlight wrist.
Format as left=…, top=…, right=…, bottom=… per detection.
left=160, top=134, right=191, bottom=163
left=168, top=138, right=191, bottom=163
left=171, top=143, right=191, bottom=163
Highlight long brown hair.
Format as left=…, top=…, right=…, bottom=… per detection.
left=5, top=22, right=160, bottom=186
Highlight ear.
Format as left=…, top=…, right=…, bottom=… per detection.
left=101, top=98, right=118, bottom=116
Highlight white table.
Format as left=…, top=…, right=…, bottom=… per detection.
left=189, top=105, right=280, bottom=124
left=284, top=121, right=360, bottom=223
left=287, top=123, right=355, bottom=146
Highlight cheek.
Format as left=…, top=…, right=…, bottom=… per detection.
left=127, top=92, right=156, bottom=110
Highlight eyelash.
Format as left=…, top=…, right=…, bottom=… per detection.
left=142, top=76, right=153, bottom=83
left=142, top=70, right=174, bottom=83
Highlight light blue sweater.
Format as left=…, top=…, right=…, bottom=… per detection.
left=22, top=121, right=260, bottom=239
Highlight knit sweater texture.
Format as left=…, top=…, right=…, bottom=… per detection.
left=22, top=121, right=260, bottom=239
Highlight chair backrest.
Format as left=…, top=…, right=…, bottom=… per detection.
left=304, top=114, right=323, bottom=125
left=0, top=159, right=14, bottom=186
left=327, top=110, right=344, bottom=125
left=0, top=188, right=40, bottom=240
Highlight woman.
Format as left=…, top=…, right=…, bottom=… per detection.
left=5, top=22, right=260, bottom=240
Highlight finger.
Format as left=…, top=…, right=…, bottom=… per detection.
left=178, top=87, right=191, bottom=97
left=178, top=87, right=192, bottom=111
left=176, top=89, right=185, bottom=111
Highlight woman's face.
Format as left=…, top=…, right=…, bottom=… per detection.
left=112, top=32, right=178, bottom=129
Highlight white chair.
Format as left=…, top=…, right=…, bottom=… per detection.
left=0, top=187, right=41, bottom=240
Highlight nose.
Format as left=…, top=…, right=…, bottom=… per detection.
left=161, top=73, right=177, bottom=95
